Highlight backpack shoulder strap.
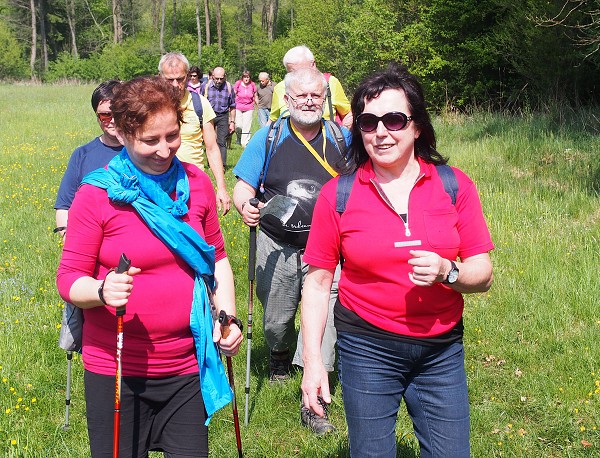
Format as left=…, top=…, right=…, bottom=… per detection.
left=436, top=164, right=459, bottom=205
left=336, top=170, right=357, bottom=214
left=258, top=116, right=287, bottom=194
left=203, top=82, right=209, bottom=98
left=323, top=73, right=335, bottom=122
left=324, top=120, right=348, bottom=158
left=189, top=90, right=204, bottom=128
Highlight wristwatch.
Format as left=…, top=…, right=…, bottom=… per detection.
left=443, top=260, right=459, bottom=284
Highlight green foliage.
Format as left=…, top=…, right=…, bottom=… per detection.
left=0, top=23, right=28, bottom=79
left=336, top=0, right=405, bottom=91
left=2, top=0, right=600, bottom=109
left=46, top=34, right=161, bottom=82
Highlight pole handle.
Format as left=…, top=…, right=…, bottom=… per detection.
left=115, top=253, right=131, bottom=317
left=248, top=198, right=259, bottom=282
left=219, top=310, right=231, bottom=338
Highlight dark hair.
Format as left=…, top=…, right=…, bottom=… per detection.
left=348, top=62, right=446, bottom=170
left=111, top=76, right=183, bottom=138
left=91, top=80, right=121, bottom=112
left=189, top=65, right=201, bottom=76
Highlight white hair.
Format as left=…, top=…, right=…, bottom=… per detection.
left=284, top=67, right=326, bottom=94
left=282, top=46, right=315, bottom=71
left=158, top=52, right=190, bottom=75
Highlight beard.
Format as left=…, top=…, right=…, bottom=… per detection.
left=288, top=102, right=324, bottom=127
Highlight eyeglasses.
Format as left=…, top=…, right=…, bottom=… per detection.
left=96, top=112, right=113, bottom=123
left=213, top=76, right=225, bottom=81
left=189, top=74, right=199, bottom=78
left=355, top=112, right=413, bottom=132
left=164, top=76, right=186, bottom=84
left=286, top=93, right=324, bottom=106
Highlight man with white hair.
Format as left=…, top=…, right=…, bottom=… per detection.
left=269, top=45, right=352, bottom=128
left=158, top=52, right=231, bottom=214
left=233, top=67, right=351, bottom=435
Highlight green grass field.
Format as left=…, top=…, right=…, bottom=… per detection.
left=0, top=84, right=599, bottom=457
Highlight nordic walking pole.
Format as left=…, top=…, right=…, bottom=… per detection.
left=112, top=253, right=131, bottom=458
left=244, top=197, right=259, bottom=426
left=219, top=310, right=244, bottom=458
left=62, top=350, right=73, bottom=430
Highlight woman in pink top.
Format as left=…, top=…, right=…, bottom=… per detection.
left=57, top=76, right=242, bottom=457
left=233, top=70, right=257, bottom=147
left=300, top=63, right=494, bottom=458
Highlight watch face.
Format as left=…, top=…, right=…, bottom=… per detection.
left=448, top=269, right=459, bottom=283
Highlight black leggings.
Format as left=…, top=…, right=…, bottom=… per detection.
left=84, top=371, right=208, bottom=458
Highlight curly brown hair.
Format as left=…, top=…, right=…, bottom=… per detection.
left=111, top=76, right=183, bottom=138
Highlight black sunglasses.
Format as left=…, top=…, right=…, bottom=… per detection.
left=356, top=112, right=413, bottom=132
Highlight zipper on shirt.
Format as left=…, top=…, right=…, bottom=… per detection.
left=370, top=173, right=425, bottom=237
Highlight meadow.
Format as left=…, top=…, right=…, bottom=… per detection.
left=0, top=83, right=598, bottom=457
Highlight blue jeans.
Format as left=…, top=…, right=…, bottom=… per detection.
left=258, top=108, right=270, bottom=127
left=337, top=332, right=470, bottom=458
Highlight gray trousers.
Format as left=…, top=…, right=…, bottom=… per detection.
left=255, top=230, right=339, bottom=371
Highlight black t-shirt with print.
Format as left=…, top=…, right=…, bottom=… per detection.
left=259, top=120, right=344, bottom=248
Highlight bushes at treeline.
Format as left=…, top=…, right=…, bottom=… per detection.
left=2, top=0, right=599, bottom=111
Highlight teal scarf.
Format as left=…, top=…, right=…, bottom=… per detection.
left=82, top=149, right=232, bottom=424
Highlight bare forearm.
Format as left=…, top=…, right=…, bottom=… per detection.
left=447, top=255, right=493, bottom=293
left=301, top=267, right=334, bottom=366
left=213, top=257, right=236, bottom=316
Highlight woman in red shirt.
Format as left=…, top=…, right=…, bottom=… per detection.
left=300, top=63, right=494, bottom=457
left=57, top=76, right=242, bottom=457
left=233, top=70, right=257, bottom=147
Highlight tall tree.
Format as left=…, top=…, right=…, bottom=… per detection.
left=238, top=0, right=252, bottom=68
left=195, top=0, right=203, bottom=63
left=262, top=0, right=278, bottom=42
left=112, top=0, right=123, bottom=43
left=204, top=0, right=210, bottom=45
left=38, top=0, right=48, bottom=71
left=29, top=0, right=36, bottom=78
left=160, top=0, right=166, bottom=53
left=172, top=0, right=177, bottom=36
left=215, top=0, right=222, bottom=50
left=64, top=0, right=78, bottom=58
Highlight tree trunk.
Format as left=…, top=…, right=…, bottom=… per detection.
left=112, top=0, right=123, bottom=43
left=65, top=0, right=78, bottom=58
left=215, top=0, right=222, bottom=50
left=239, top=0, right=252, bottom=69
left=266, top=0, right=277, bottom=42
left=39, top=0, right=48, bottom=71
left=172, top=0, right=177, bottom=36
left=204, top=0, right=210, bottom=45
left=152, top=0, right=159, bottom=30
left=195, top=0, right=202, bottom=64
left=30, top=0, right=37, bottom=78
left=160, top=0, right=166, bottom=53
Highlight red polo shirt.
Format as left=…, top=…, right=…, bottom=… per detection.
left=303, top=158, right=494, bottom=338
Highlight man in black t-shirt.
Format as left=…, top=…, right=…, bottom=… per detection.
left=233, top=67, right=350, bottom=435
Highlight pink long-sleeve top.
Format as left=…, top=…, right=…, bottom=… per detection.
left=57, top=163, right=227, bottom=377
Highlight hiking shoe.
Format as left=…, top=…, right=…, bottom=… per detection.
left=269, top=351, right=292, bottom=383
left=301, top=398, right=336, bottom=435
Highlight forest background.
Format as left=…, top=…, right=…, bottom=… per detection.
left=1, top=0, right=600, bottom=111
